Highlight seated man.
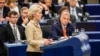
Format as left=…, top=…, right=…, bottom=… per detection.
left=69, top=0, right=83, bottom=22
left=17, top=7, right=29, bottom=28
left=0, top=0, right=10, bottom=24
left=1, top=11, right=26, bottom=43
left=50, top=7, right=74, bottom=40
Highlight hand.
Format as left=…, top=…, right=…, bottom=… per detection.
left=48, top=39, right=53, bottom=43
left=59, top=36, right=68, bottom=40
left=42, top=4, right=49, bottom=10
left=0, top=18, right=4, bottom=22
left=44, top=39, right=53, bottom=46
left=23, top=18, right=29, bottom=25
left=5, top=17, right=9, bottom=21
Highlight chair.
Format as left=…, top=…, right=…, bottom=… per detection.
left=41, top=25, right=52, bottom=38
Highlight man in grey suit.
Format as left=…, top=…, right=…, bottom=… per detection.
left=69, top=0, right=83, bottom=22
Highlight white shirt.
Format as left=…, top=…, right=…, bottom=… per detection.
left=61, top=24, right=67, bottom=30
left=9, top=22, right=21, bottom=41
left=70, top=7, right=79, bottom=22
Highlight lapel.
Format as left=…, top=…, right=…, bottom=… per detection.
left=7, top=24, right=15, bottom=40
left=56, top=21, right=63, bottom=35
left=34, top=23, right=40, bottom=29
left=20, top=17, right=23, bottom=23
left=30, top=20, right=41, bottom=29
left=3, top=7, right=4, bottom=18
left=76, top=7, right=79, bottom=16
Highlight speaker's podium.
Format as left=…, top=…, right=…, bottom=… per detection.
left=4, top=41, right=27, bottom=56
left=41, top=32, right=91, bottom=56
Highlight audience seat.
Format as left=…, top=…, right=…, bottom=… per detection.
left=41, top=25, right=52, bottom=38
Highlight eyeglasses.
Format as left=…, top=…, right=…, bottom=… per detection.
left=11, top=17, right=18, bottom=18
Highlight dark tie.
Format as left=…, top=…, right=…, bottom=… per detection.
left=13, top=25, right=18, bottom=41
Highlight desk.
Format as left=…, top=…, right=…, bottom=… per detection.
left=85, top=31, right=100, bottom=39
left=85, top=4, right=100, bottom=15
left=88, top=15, right=100, bottom=20
left=41, top=32, right=91, bottom=56
left=89, top=39, right=100, bottom=56
left=4, top=33, right=91, bottom=56
left=4, top=43, right=27, bottom=56
left=76, top=21, right=100, bottom=31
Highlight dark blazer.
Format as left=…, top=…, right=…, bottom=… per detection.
left=69, top=7, right=83, bottom=21
left=1, top=23, right=26, bottom=42
left=0, top=27, right=6, bottom=55
left=50, top=20, right=74, bottom=40
left=64, top=2, right=70, bottom=7
left=3, top=6, right=10, bottom=18
left=17, top=17, right=23, bottom=26
left=78, top=0, right=88, bottom=16
left=70, top=15, right=76, bottom=24
left=0, top=41, right=6, bottom=55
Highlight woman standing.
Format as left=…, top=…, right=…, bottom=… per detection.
left=25, top=4, right=52, bottom=56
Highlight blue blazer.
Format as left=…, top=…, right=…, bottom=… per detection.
left=50, top=20, right=74, bottom=40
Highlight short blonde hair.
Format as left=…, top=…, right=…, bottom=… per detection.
left=28, top=4, right=43, bottom=20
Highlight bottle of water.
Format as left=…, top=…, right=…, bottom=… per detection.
left=80, top=28, right=85, bottom=32
left=72, top=28, right=79, bottom=36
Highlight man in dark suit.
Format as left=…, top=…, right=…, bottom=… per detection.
left=64, top=0, right=70, bottom=7
left=0, top=27, right=7, bottom=56
left=3, top=6, right=10, bottom=18
left=50, top=7, right=74, bottom=40
left=0, top=11, right=26, bottom=56
left=57, top=6, right=76, bottom=26
left=17, top=7, right=29, bottom=27
left=1, top=11, right=26, bottom=43
left=0, top=0, right=10, bottom=23
left=69, top=0, right=83, bottom=22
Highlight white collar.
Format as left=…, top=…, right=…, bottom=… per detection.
left=70, top=7, right=76, bottom=10
left=9, top=22, right=17, bottom=29
left=61, top=24, right=67, bottom=29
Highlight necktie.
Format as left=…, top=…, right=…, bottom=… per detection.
left=63, top=27, right=67, bottom=38
left=13, top=25, right=18, bottom=42
left=71, top=8, right=79, bottom=21
left=72, top=9, right=75, bottom=16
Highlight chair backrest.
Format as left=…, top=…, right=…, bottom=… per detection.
left=47, top=19, right=55, bottom=25
left=41, top=25, right=52, bottom=38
